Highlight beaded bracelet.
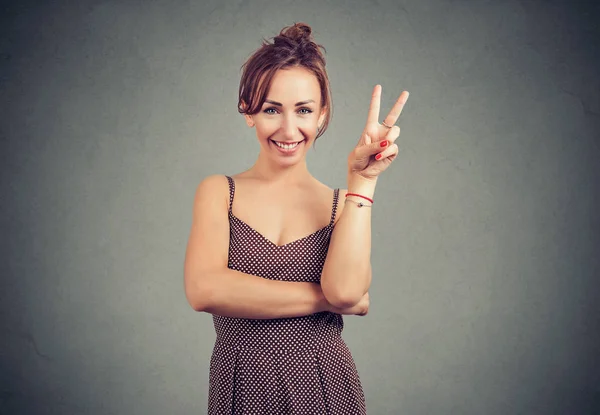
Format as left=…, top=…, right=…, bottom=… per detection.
left=345, top=192, right=374, bottom=208
left=345, top=199, right=372, bottom=208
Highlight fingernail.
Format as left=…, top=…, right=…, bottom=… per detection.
left=375, top=154, right=382, bottom=160
left=380, top=140, right=388, bottom=147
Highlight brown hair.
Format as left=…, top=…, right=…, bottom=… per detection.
left=237, top=22, right=333, bottom=141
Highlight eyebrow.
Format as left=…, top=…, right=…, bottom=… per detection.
left=264, top=99, right=316, bottom=107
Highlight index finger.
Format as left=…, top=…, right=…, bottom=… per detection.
left=366, top=84, right=382, bottom=125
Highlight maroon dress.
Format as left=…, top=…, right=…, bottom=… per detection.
left=207, top=175, right=367, bottom=414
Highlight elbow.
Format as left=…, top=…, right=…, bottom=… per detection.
left=322, top=286, right=363, bottom=309
left=329, top=295, right=363, bottom=310
left=185, top=291, right=206, bottom=312
left=184, top=275, right=211, bottom=312
left=321, top=276, right=369, bottom=309
left=321, top=264, right=371, bottom=309
left=186, top=295, right=206, bottom=312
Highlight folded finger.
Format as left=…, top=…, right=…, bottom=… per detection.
left=374, top=143, right=399, bottom=161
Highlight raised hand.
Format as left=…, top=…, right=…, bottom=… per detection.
left=347, top=85, right=409, bottom=181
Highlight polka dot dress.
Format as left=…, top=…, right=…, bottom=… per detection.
left=207, top=175, right=367, bottom=414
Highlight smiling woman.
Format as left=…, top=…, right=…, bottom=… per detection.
left=237, top=23, right=332, bottom=141
left=184, top=21, right=408, bottom=415
left=243, top=66, right=326, bottom=163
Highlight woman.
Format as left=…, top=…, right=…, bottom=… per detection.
left=184, top=22, right=408, bottom=414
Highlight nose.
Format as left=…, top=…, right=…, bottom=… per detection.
left=281, top=114, right=298, bottom=140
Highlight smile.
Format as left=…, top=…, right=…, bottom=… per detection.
left=273, top=140, right=301, bottom=149
left=270, top=139, right=304, bottom=153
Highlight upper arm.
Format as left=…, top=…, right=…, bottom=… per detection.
left=333, top=189, right=348, bottom=225
left=183, top=174, right=231, bottom=310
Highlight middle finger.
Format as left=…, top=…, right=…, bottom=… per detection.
left=382, top=125, right=401, bottom=146
left=382, top=91, right=409, bottom=127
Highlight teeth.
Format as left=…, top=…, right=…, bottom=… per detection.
left=274, top=141, right=300, bottom=149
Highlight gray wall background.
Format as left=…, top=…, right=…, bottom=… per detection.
left=1, top=0, right=599, bottom=414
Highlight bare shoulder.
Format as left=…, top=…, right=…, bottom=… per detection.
left=195, top=173, right=229, bottom=192
left=193, top=174, right=230, bottom=211
left=312, top=179, right=348, bottom=226
left=183, top=174, right=233, bottom=310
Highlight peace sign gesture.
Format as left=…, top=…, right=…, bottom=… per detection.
left=347, top=85, right=409, bottom=181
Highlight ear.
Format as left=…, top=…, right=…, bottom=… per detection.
left=317, top=106, right=327, bottom=129
left=241, top=100, right=255, bottom=127
left=244, top=113, right=255, bottom=128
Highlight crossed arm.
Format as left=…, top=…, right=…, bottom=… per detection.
left=183, top=175, right=370, bottom=319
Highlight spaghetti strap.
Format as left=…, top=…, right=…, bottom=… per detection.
left=329, top=188, right=340, bottom=227
left=225, top=175, right=235, bottom=213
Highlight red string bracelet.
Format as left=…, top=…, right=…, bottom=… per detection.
left=345, top=192, right=374, bottom=204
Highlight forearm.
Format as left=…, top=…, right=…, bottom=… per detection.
left=191, top=267, right=330, bottom=319
left=321, top=175, right=376, bottom=308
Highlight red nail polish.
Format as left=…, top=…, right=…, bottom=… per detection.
left=375, top=154, right=382, bottom=160
left=380, top=140, right=388, bottom=147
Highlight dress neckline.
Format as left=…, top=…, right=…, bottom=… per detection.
left=229, top=211, right=332, bottom=248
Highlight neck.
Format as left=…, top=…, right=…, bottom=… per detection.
left=248, top=152, right=313, bottom=186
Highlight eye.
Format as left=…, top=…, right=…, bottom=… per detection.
left=299, top=108, right=313, bottom=115
left=263, top=107, right=278, bottom=115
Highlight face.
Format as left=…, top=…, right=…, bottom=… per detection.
left=244, top=67, right=327, bottom=164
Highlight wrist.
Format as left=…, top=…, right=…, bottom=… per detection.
left=314, top=284, right=332, bottom=313
left=347, top=173, right=377, bottom=199
left=320, top=297, right=341, bottom=314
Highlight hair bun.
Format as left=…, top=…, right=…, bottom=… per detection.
left=279, top=22, right=313, bottom=43
left=238, top=21, right=332, bottom=140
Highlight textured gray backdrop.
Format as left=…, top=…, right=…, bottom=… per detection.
left=1, top=0, right=599, bottom=414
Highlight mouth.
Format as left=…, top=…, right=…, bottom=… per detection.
left=270, top=139, right=305, bottom=153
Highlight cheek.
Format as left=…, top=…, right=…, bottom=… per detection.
left=255, top=123, right=275, bottom=137
left=308, top=121, right=321, bottom=136
left=254, top=117, right=319, bottom=138
left=300, top=117, right=320, bottom=132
